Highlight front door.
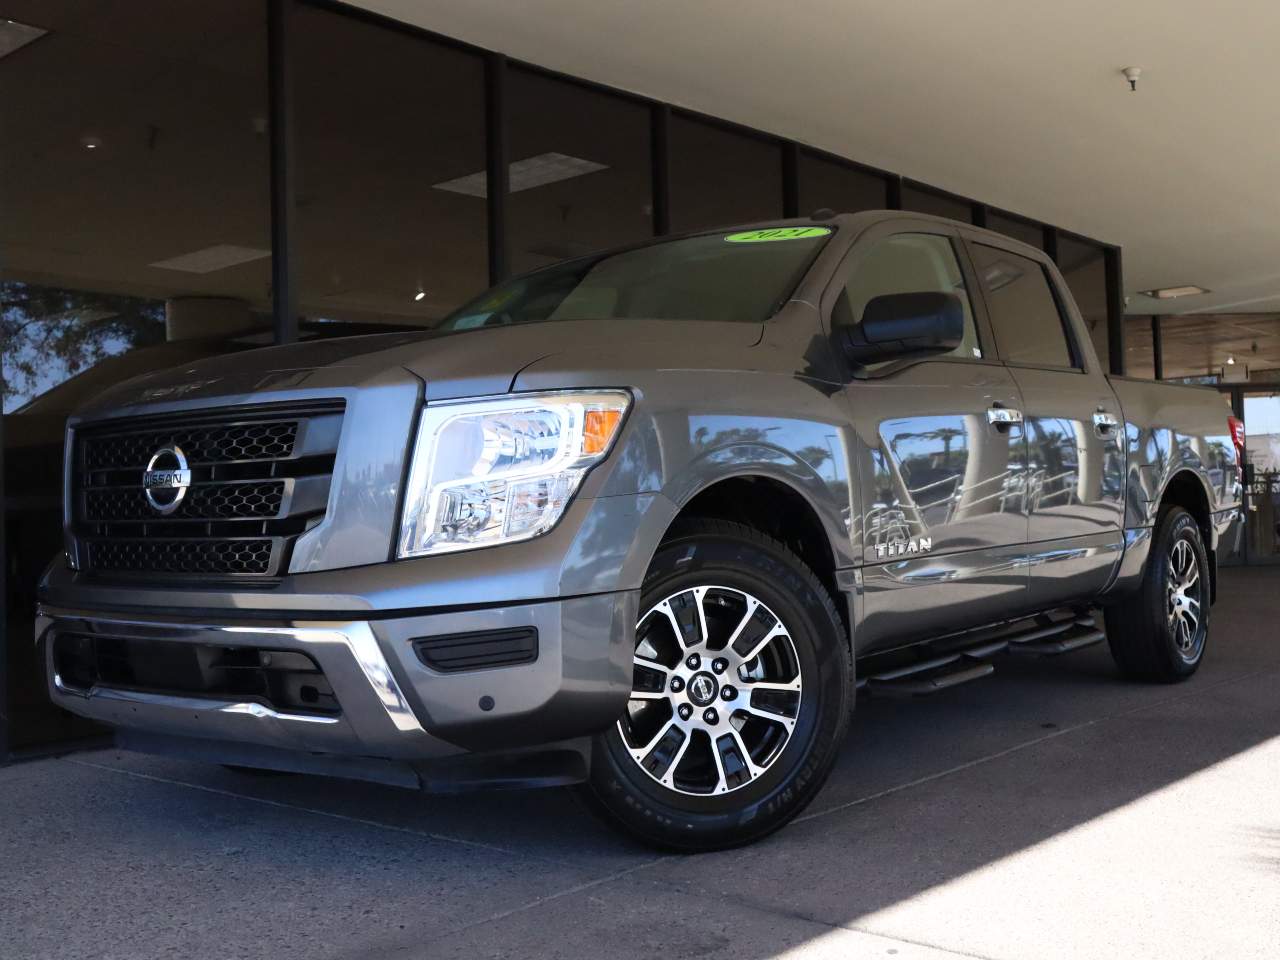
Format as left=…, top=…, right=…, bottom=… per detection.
left=831, top=222, right=1031, bottom=652
left=965, top=237, right=1125, bottom=609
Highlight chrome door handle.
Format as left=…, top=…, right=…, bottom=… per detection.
left=1093, top=411, right=1120, bottom=433
left=987, top=405, right=1024, bottom=427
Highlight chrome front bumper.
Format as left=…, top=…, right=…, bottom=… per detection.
left=37, top=590, right=636, bottom=781
left=38, top=611, right=446, bottom=761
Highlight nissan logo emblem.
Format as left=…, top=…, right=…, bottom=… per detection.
left=142, top=444, right=192, bottom=514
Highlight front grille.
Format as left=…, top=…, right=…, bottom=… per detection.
left=53, top=633, right=340, bottom=716
left=84, top=481, right=286, bottom=522
left=85, top=421, right=299, bottom=470
left=87, top=538, right=276, bottom=575
left=72, top=401, right=344, bottom=579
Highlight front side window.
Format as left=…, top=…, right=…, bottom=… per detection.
left=833, top=233, right=982, bottom=362
left=439, top=227, right=831, bottom=330
left=971, top=243, right=1078, bottom=369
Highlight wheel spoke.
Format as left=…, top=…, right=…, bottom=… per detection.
left=726, top=727, right=764, bottom=780
left=629, top=689, right=669, bottom=701
left=634, top=655, right=669, bottom=676
left=736, top=622, right=788, bottom=665
left=632, top=720, right=678, bottom=760
left=656, top=601, right=687, bottom=648
left=740, top=701, right=797, bottom=730
left=693, top=587, right=711, bottom=648
left=708, top=732, right=730, bottom=794
left=656, top=729, right=693, bottom=785
left=742, top=679, right=802, bottom=694
left=724, top=597, right=761, bottom=651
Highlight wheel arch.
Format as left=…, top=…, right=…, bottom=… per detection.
left=655, top=472, right=851, bottom=643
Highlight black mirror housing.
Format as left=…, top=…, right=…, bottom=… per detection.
left=839, top=291, right=966, bottom=367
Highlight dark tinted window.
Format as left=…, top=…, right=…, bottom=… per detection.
left=1058, top=235, right=1109, bottom=371
left=834, top=233, right=982, bottom=363
left=901, top=184, right=971, bottom=222
left=988, top=212, right=1044, bottom=250
left=508, top=69, right=651, bottom=274
left=441, top=228, right=830, bottom=329
left=293, top=5, right=487, bottom=325
left=971, top=243, right=1076, bottom=368
left=669, top=115, right=783, bottom=232
left=798, top=152, right=887, bottom=215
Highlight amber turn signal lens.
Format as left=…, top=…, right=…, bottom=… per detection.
left=583, top=408, right=623, bottom=455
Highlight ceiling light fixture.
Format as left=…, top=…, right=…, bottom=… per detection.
left=81, top=135, right=103, bottom=151
left=413, top=289, right=426, bottom=302
left=1226, top=356, right=1236, bottom=365
left=1139, top=285, right=1210, bottom=299
left=433, top=152, right=609, bottom=198
left=150, top=244, right=271, bottom=274
left=0, top=18, right=46, bottom=60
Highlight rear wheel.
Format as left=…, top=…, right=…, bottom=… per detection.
left=1105, top=506, right=1210, bottom=682
left=585, top=519, right=851, bottom=851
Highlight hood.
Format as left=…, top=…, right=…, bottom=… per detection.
left=76, top=318, right=759, bottom=418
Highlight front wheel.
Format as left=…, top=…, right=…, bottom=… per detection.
left=1105, top=506, right=1210, bottom=682
left=584, top=519, right=852, bottom=851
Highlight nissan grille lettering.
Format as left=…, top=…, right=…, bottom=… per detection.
left=142, top=445, right=192, bottom=515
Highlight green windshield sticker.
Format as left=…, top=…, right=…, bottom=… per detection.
left=724, top=226, right=832, bottom=243
left=477, top=285, right=520, bottom=311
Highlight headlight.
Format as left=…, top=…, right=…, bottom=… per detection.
left=397, top=390, right=630, bottom=558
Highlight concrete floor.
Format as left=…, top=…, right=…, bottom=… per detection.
left=2, top=567, right=1278, bottom=960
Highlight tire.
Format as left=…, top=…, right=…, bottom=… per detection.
left=1105, top=506, right=1210, bottom=683
left=584, top=518, right=852, bottom=851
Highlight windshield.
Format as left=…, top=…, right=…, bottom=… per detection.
left=439, top=226, right=833, bottom=331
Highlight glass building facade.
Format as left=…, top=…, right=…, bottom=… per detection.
left=0, top=0, right=1137, bottom=756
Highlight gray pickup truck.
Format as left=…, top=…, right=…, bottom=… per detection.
left=37, top=212, right=1242, bottom=850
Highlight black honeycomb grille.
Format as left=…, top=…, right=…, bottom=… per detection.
left=72, top=402, right=343, bottom=579
left=85, top=421, right=298, bottom=469
left=83, top=481, right=286, bottom=522
left=87, top=538, right=275, bottom=575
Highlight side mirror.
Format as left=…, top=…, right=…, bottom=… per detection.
left=839, top=291, right=965, bottom=367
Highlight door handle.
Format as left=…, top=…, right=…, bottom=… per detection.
left=987, top=405, right=1024, bottom=429
left=1093, top=411, right=1120, bottom=434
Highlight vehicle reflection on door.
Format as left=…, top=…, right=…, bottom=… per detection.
left=853, top=365, right=1030, bottom=652
left=868, top=413, right=1026, bottom=546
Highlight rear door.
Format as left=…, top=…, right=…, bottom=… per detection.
left=963, top=235, right=1125, bottom=608
left=831, top=218, right=1032, bottom=651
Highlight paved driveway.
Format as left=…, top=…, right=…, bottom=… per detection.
left=3, top=568, right=1278, bottom=959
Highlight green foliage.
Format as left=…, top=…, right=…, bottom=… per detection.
left=1, top=282, right=165, bottom=411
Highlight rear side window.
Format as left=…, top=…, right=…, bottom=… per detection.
left=970, top=243, right=1077, bottom=368
left=832, top=233, right=982, bottom=362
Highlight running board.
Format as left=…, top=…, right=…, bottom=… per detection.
left=861, top=650, right=996, bottom=696
left=857, top=610, right=1104, bottom=696
left=1006, top=615, right=1105, bottom=656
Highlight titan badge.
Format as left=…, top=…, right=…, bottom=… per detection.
left=142, top=444, right=192, bottom=514
left=874, top=536, right=933, bottom=560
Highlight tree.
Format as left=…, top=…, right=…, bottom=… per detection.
left=1, top=281, right=165, bottom=411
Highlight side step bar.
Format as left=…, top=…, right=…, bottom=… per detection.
left=1007, top=614, right=1106, bottom=656
left=858, top=612, right=1106, bottom=696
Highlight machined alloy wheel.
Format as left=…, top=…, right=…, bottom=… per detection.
left=620, top=586, right=803, bottom=797
left=585, top=519, right=852, bottom=851
left=1166, top=538, right=1204, bottom=662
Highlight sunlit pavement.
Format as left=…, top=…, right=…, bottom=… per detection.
left=3, top=568, right=1278, bottom=960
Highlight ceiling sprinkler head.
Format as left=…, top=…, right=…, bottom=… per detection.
left=1122, top=66, right=1142, bottom=92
